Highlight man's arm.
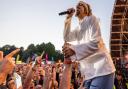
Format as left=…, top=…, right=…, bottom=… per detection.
left=64, top=17, right=79, bottom=42
left=63, top=8, right=79, bottom=42
left=23, top=56, right=42, bottom=89
left=23, top=66, right=35, bottom=89
left=0, top=49, right=20, bottom=85
left=43, top=66, right=51, bottom=89
left=59, top=59, right=72, bottom=89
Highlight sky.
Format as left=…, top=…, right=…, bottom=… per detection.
left=0, top=0, right=115, bottom=51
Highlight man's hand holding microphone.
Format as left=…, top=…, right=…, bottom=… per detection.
left=59, top=8, right=76, bottom=64
left=59, top=8, right=75, bottom=18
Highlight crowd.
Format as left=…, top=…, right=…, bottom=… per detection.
left=0, top=0, right=128, bottom=89
left=113, top=50, right=128, bottom=89
left=0, top=49, right=84, bottom=89
left=0, top=49, right=128, bottom=89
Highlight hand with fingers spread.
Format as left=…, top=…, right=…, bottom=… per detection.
left=0, top=49, right=20, bottom=85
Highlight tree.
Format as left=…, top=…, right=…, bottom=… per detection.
left=0, top=42, right=64, bottom=62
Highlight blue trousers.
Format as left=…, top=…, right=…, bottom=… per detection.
left=83, top=73, right=115, bottom=89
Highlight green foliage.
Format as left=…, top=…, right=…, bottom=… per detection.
left=0, top=45, right=17, bottom=57
left=0, top=42, right=64, bottom=62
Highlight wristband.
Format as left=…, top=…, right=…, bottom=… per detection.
left=64, top=59, right=72, bottom=64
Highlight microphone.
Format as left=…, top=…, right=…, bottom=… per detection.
left=59, top=9, right=75, bottom=16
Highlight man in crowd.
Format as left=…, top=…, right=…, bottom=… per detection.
left=122, top=50, right=128, bottom=82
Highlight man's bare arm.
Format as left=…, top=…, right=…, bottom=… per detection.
left=59, top=58, right=72, bottom=89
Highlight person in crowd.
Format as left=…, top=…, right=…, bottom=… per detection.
left=0, top=47, right=115, bottom=89
left=7, top=79, right=16, bottom=89
left=122, top=50, right=128, bottom=82
left=114, top=70, right=127, bottom=89
left=23, top=56, right=42, bottom=89
left=48, top=66, right=58, bottom=89
left=114, top=58, right=122, bottom=69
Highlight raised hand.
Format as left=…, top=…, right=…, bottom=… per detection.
left=23, top=56, right=43, bottom=89
left=0, top=49, right=20, bottom=74
left=0, top=49, right=20, bottom=85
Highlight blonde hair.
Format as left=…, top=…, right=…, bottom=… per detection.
left=78, top=1, right=92, bottom=16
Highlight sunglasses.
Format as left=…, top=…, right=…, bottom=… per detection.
left=78, top=3, right=84, bottom=6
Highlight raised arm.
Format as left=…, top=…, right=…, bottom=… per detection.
left=64, top=17, right=79, bottom=42
left=23, top=65, right=36, bottom=89
left=59, top=59, right=72, bottom=89
left=43, top=66, right=51, bottom=89
left=0, top=49, right=20, bottom=85
left=23, top=56, right=41, bottom=89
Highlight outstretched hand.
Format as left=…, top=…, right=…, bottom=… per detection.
left=0, top=49, right=20, bottom=74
